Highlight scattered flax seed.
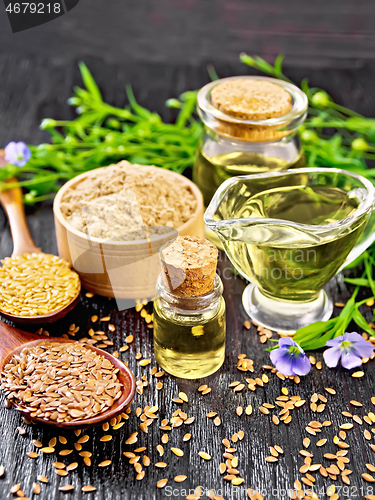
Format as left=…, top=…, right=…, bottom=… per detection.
left=37, top=476, right=48, bottom=483
left=56, top=470, right=69, bottom=476
left=82, top=486, right=97, bottom=492
left=266, top=456, right=278, bottom=463
left=100, top=435, right=113, bottom=442
left=155, top=462, right=167, bottom=468
left=325, top=388, right=336, bottom=395
left=183, top=433, right=191, bottom=442
left=52, top=462, right=66, bottom=469
left=352, top=371, right=365, bottom=378
left=198, top=452, right=211, bottom=460
left=179, top=392, right=188, bottom=402
left=171, top=448, right=184, bottom=457
left=340, top=423, right=353, bottom=430
left=244, top=320, right=251, bottom=329
left=33, top=440, right=42, bottom=448
left=59, top=450, right=73, bottom=456
left=245, top=405, right=253, bottom=416
left=365, top=430, right=372, bottom=440
left=363, top=473, right=375, bottom=482
left=270, top=447, right=278, bottom=457
left=272, top=415, right=279, bottom=425
left=157, top=479, right=168, bottom=489
left=59, top=485, right=74, bottom=492
left=316, top=439, right=327, bottom=447
left=214, top=416, right=221, bottom=426
left=27, top=452, right=38, bottom=459
left=41, top=447, right=55, bottom=454
left=174, top=475, right=187, bottom=482
left=125, top=433, right=138, bottom=445
left=350, top=400, right=363, bottom=407
left=98, top=460, right=111, bottom=467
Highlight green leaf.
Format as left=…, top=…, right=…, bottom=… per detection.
left=365, top=257, right=375, bottom=296
left=274, top=54, right=285, bottom=78
left=78, top=62, right=102, bottom=102
left=344, top=278, right=370, bottom=287
left=352, top=308, right=375, bottom=335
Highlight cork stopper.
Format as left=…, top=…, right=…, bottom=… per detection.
left=211, top=78, right=292, bottom=120
left=210, top=78, right=293, bottom=142
left=160, top=236, right=218, bottom=297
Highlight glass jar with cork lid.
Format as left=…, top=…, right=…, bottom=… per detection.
left=153, top=236, right=226, bottom=379
left=193, top=76, right=308, bottom=207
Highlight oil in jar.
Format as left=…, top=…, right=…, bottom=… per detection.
left=153, top=235, right=226, bottom=379
left=153, top=286, right=225, bottom=379
left=194, top=149, right=305, bottom=207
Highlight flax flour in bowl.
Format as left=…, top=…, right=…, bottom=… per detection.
left=53, top=162, right=204, bottom=300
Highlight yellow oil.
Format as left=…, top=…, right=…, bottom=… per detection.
left=193, top=149, right=305, bottom=207
left=213, top=179, right=366, bottom=302
left=153, top=297, right=226, bottom=379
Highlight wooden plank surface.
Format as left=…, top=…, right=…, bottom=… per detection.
left=1, top=0, right=375, bottom=67
left=0, top=56, right=375, bottom=499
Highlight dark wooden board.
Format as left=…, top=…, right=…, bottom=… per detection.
left=1, top=0, right=375, bottom=67
left=0, top=56, right=375, bottom=499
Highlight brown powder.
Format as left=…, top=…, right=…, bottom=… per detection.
left=59, top=162, right=197, bottom=239
left=160, top=236, right=218, bottom=297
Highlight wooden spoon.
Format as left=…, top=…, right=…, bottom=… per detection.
left=0, top=321, right=136, bottom=428
left=0, top=150, right=81, bottom=324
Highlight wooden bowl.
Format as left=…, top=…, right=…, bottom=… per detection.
left=53, top=166, right=205, bottom=299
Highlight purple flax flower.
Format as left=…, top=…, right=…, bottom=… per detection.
left=4, top=141, right=31, bottom=167
left=270, top=337, right=311, bottom=376
left=323, top=332, right=374, bottom=370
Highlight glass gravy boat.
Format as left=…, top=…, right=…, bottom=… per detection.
left=204, top=168, right=375, bottom=333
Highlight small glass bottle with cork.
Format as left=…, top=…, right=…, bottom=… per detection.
left=153, top=236, right=226, bottom=379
